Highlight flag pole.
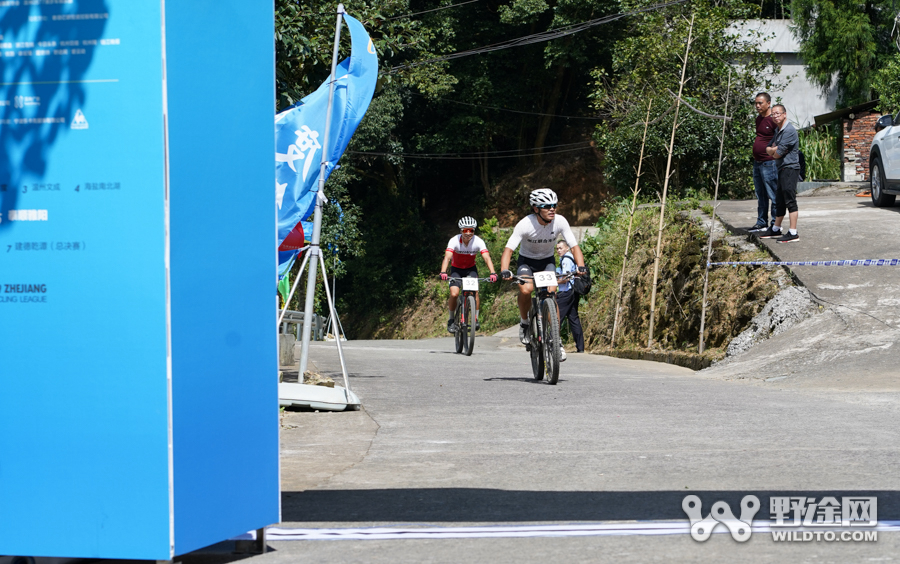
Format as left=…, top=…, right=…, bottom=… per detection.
left=298, top=3, right=345, bottom=378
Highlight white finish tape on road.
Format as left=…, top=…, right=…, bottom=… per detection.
left=233, top=521, right=900, bottom=541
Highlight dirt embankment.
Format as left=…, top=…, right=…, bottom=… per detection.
left=579, top=209, right=789, bottom=362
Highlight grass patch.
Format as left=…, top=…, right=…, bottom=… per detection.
left=578, top=198, right=785, bottom=359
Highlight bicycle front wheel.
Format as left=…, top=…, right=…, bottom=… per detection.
left=464, top=294, right=476, bottom=356
left=454, top=302, right=464, bottom=354
left=530, top=309, right=544, bottom=380
left=541, top=297, right=560, bottom=385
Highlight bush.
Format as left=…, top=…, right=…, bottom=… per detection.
left=798, top=126, right=841, bottom=181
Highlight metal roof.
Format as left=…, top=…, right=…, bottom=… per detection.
left=813, top=100, right=880, bottom=128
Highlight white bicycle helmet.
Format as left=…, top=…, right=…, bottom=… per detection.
left=458, top=216, right=477, bottom=229
left=529, top=188, right=558, bottom=206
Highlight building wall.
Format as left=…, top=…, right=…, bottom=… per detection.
left=732, top=20, right=838, bottom=128
left=842, top=111, right=882, bottom=181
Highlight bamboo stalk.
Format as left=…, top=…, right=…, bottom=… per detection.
left=648, top=14, right=694, bottom=348
left=699, top=69, right=731, bottom=354
left=611, top=99, right=653, bottom=348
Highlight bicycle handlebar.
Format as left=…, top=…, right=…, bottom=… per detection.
left=507, top=273, right=573, bottom=285
left=441, top=276, right=496, bottom=282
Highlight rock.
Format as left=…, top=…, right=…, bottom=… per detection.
left=303, top=370, right=335, bottom=388
left=723, top=235, right=758, bottom=254
left=726, top=286, right=818, bottom=357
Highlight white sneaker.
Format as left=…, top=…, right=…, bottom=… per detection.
left=519, top=323, right=530, bottom=344
left=559, top=348, right=567, bottom=362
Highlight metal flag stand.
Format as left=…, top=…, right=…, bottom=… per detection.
left=323, top=267, right=347, bottom=341
left=277, top=246, right=352, bottom=390
left=277, top=3, right=356, bottom=410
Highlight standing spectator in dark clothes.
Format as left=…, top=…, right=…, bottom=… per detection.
left=749, top=92, right=778, bottom=232
left=555, top=240, right=584, bottom=353
left=759, top=104, right=801, bottom=243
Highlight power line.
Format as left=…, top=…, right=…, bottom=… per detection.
left=358, top=141, right=588, bottom=156
left=391, top=0, right=689, bottom=72
left=410, top=92, right=603, bottom=120
left=386, top=0, right=481, bottom=21
left=306, top=1, right=481, bottom=21
left=348, top=142, right=593, bottom=160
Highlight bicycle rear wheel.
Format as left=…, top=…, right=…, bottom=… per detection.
left=529, top=309, right=544, bottom=380
left=454, top=301, right=464, bottom=354
left=464, top=294, right=476, bottom=356
left=541, top=297, right=560, bottom=385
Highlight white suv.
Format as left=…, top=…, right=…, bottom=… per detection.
left=870, top=112, right=900, bottom=207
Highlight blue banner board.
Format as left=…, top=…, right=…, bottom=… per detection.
left=0, top=1, right=278, bottom=559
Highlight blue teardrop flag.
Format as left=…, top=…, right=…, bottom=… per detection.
left=275, top=13, right=378, bottom=251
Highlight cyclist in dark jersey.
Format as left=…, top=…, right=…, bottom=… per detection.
left=439, top=216, right=497, bottom=332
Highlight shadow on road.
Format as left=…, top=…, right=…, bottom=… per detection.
left=482, top=377, right=551, bottom=383
left=281, top=489, right=899, bottom=522
left=854, top=199, right=900, bottom=214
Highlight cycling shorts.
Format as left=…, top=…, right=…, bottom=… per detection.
left=516, top=255, right=556, bottom=277
left=449, top=266, right=478, bottom=289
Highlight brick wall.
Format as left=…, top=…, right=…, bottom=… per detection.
left=842, top=110, right=881, bottom=181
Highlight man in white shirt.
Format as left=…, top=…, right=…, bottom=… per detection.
left=499, top=189, right=586, bottom=356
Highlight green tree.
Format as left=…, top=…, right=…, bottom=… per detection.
left=591, top=0, right=780, bottom=199
left=791, top=0, right=898, bottom=106
left=872, top=53, right=900, bottom=114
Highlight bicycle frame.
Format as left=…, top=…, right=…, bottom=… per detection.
left=510, top=274, right=572, bottom=338
left=447, top=276, right=493, bottom=355
left=529, top=287, right=556, bottom=347
left=509, top=273, right=572, bottom=384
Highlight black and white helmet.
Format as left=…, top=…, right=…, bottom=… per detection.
left=529, top=188, right=558, bottom=206
left=458, top=216, right=477, bottom=229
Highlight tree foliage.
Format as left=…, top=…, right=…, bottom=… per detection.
left=591, top=0, right=779, bottom=199
left=791, top=0, right=898, bottom=106
left=872, top=53, right=900, bottom=114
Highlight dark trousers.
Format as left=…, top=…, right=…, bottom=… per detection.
left=775, top=166, right=799, bottom=216
left=557, top=289, right=584, bottom=352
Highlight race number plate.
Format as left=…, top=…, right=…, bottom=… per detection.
left=462, top=277, right=479, bottom=291
left=533, top=271, right=557, bottom=288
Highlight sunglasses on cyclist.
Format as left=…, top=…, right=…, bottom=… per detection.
left=537, top=204, right=557, bottom=209
left=460, top=228, right=475, bottom=234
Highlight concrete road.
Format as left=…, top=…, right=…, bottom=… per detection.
left=218, top=334, right=900, bottom=564
left=178, top=193, right=900, bottom=564
left=709, top=194, right=900, bottom=390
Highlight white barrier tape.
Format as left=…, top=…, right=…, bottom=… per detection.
left=231, top=520, right=900, bottom=541
left=708, top=259, right=900, bottom=268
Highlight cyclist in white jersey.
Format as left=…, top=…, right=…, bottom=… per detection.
left=500, top=188, right=586, bottom=357
left=440, top=216, right=497, bottom=333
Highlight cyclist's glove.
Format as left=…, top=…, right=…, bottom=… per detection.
left=488, top=273, right=498, bottom=283
left=577, top=266, right=588, bottom=275
left=500, top=269, right=512, bottom=280
left=440, top=272, right=449, bottom=281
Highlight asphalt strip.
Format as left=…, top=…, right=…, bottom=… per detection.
left=233, top=521, right=900, bottom=541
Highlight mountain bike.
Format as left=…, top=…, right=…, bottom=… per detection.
left=448, top=277, right=491, bottom=356
left=510, top=272, right=571, bottom=385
